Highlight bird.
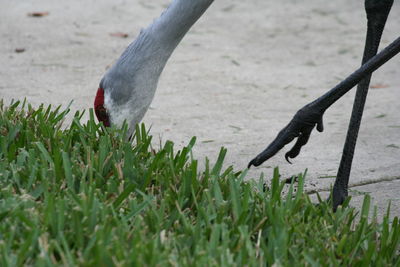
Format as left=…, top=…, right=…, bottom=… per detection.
left=248, top=0, right=400, bottom=210
left=94, top=0, right=214, bottom=137
left=94, top=0, right=400, bottom=211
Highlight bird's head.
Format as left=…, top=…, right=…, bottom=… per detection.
left=94, top=87, right=111, bottom=127
left=93, top=72, right=156, bottom=134
left=93, top=29, right=166, bottom=132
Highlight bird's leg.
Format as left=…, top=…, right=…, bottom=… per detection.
left=248, top=34, right=400, bottom=168
left=332, top=0, right=393, bottom=210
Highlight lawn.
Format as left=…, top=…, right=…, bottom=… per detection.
left=0, top=100, right=399, bottom=266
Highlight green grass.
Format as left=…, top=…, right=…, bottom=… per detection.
left=0, top=99, right=399, bottom=266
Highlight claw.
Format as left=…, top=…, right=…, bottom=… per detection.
left=286, top=127, right=313, bottom=160
left=284, top=153, right=292, bottom=164
left=247, top=158, right=258, bottom=168
left=317, top=117, right=324, bottom=132
left=249, top=104, right=326, bottom=168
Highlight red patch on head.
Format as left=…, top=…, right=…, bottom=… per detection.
left=94, top=88, right=111, bottom=127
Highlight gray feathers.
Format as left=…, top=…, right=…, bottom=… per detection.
left=101, top=0, right=214, bottom=129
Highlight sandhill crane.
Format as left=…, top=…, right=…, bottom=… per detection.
left=94, top=0, right=400, bottom=210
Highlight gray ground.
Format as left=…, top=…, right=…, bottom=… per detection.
left=1, top=0, right=399, bottom=219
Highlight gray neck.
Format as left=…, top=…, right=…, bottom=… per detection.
left=103, top=0, right=214, bottom=105
left=108, top=0, right=214, bottom=77
left=150, top=0, right=214, bottom=52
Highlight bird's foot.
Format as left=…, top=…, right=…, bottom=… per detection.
left=248, top=103, right=325, bottom=168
